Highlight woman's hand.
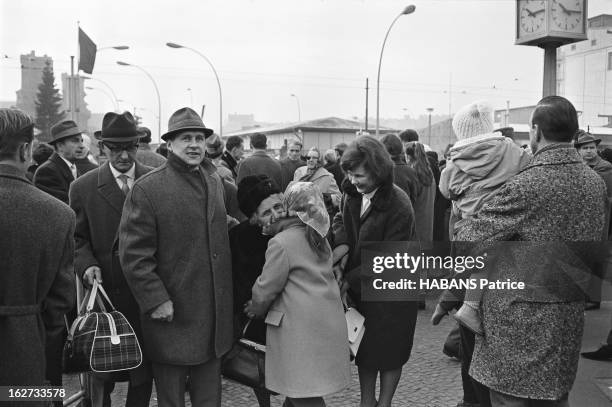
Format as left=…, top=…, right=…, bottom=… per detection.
left=244, top=300, right=263, bottom=319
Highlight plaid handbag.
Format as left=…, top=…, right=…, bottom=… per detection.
left=63, top=280, right=142, bottom=373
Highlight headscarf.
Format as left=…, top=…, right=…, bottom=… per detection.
left=283, top=181, right=330, bottom=238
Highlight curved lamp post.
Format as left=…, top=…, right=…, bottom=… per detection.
left=290, top=94, right=301, bottom=122
left=166, top=42, right=223, bottom=136
left=116, top=61, right=162, bottom=142
left=85, top=86, right=118, bottom=111
left=376, top=5, right=416, bottom=136
left=81, top=75, right=120, bottom=110
left=98, top=45, right=130, bottom=51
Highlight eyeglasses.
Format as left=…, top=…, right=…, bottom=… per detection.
left=103, top=142, right=138, bottom=153
left=306, top=156, right=319, bottom=160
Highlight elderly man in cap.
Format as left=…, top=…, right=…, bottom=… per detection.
left=0, top=109, right=75, bottom=388
left=119, top=107, right=233, bottom=407
left=136, top=126, right=166, bottom=168
left=69, top=111, right=153, bottom=407
left=34, top=119, right=84, bottom=203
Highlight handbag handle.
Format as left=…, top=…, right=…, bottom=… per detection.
left=86, top=280, right=114, bottom=313
left=242, top=318, right=252, bottom=338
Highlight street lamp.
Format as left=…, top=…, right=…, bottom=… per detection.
left=85, top=86, right=118, bottom=111
left=290, top=94, right=301, bottom=122
left=98, top=45, right=130, bottom=51
left=166, top=42, right=223, bottom=136
left=116, top=61, right=162, bottom=143
left=81, top=75, right=120, bottom=109
left=187, top=88, right=194, bottom=108
left=376, top=5, right=416, bottom=136
left=426, top=107, right=434, bottom=145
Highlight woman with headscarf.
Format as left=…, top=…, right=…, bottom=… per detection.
left=405, top=141, right=436, bottom=242
left=293, top=147, right=341, bottom=208
left=332, top=136, right=418, bottom=407
left=245, top=182, right=350, bottom=407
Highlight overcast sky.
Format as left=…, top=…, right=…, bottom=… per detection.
left=1, top=0, right=610, bottom=139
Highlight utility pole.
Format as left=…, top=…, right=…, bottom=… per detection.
left=365, top=78, right=369, bottom=131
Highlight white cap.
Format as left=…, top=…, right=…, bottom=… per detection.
left=452, top=100, right=494, bottom=140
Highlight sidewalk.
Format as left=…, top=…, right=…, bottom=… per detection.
left=64, top=295, right=612, bottom=406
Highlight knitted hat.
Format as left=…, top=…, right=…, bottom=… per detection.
left=452, top=100, right=494, bottom=140
left=237, top=175, right=281, bottom=218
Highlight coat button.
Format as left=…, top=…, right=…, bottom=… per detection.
left=213, top=253, right=218, bottom=259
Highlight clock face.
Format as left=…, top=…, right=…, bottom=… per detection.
left=550, top=0, right=584, bottom=32
left=518, top=0, right=547, bottom=36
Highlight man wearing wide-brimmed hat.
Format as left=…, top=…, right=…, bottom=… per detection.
left=33, top=119, right=84, bottom=203
left=70, top=111, right=154, bottom=407
left=119, top=107, right=233, bottom=407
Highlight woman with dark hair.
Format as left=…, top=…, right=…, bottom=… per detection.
left=332, top=136, right=418, bottom=407
left=246, top=182, right=350, bottom=407
left=405, top=141, right=436, bottom=242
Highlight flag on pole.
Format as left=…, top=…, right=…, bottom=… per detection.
left=78, top=27, right=97, bottom=74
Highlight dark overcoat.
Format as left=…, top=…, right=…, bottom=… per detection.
left=119, top=152, right=233, bottom=365
left=236, top=150, right=283, bottom=190
left=33, top=152, right=75, bottom=204
left=458, top=144, right=607, bottom=399
left=69, top=161, right=152, bottom=383
left=333, top=179, right=419, bottom=370
left=0, top=164, right=75, bottom=385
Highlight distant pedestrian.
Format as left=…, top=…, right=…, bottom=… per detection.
left=221, top=135, right=245, bottom=179
left=0, top=108, right=75, bottom=388
left=74, top=133, right=98, bottom=175
left=26, top=142, right=53, bottom=181
left=136, top=126, right=167, bottom=167
left=293, top=147, right=341, bottom=209
left=323, top=149, right=345, bottom=192
left=236, top=133, right=283, bottom=188
left=405, top=141, right=435, bottom=242
left=380, top=133, right=418, bottom=205
left=279, top=140, right=305, bottom=190
left=34, top=119, right=84, bottom=204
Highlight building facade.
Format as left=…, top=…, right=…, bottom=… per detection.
left=15, top=51, right=51, bottom=119
left=557, top=14, right=612, bottom=129
left=61, top=73, right=91, bottom=133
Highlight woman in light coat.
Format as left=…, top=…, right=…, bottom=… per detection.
left=246, top=182, right=350, bottom=407
left=293, top=147, right=341, bottom=208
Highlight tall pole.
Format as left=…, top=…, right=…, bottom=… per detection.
left=426, top=107, right=433, bottom=146
left=376, top=5, right=416, bottom=137
left=166, top=43, right=223, bottom=136
left=542, top=44, right=558, bottom=97
left=290, top=94, right=301, bottom=122
left=365, top=78, right=369, bottom=131
left=116, top=62, right=162, bottom=143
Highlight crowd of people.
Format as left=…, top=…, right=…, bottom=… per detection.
left=0, top=94, right=610, bottom=407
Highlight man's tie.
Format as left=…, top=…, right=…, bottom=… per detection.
left=70, top=164, right=77, bottom=180
left=117, top=174, right=130, bottom=196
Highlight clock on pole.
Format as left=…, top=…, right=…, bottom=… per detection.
left=516, top=0, right=588, bottom=96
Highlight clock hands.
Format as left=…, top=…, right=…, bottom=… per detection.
left=557, top=2, right=581, bottom=15
left=525, top=8, right=544, bottom=18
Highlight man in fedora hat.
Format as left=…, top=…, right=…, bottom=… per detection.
left=575, top=130, right=612, bottom=197
left=34, top=119, right=85, bottom=203
left=0, top=108, right=75, bottom=389
left=69, top=111, right=153, bottom=407
left=136, top=126, right=166, bottom=168
left=119, top=107, right=233, bottom=407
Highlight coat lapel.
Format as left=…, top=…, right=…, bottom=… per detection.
left=50, top=152, right=75, bottom=182
left=97, top=163, right=125, bottom=215
left=201, top=160, right=218, bottom=223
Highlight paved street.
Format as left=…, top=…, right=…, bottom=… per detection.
left=64, top=288, right=612, bottom=407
